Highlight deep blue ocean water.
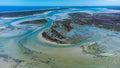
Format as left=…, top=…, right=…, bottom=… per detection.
left=0, top=6, right=120, bottom=12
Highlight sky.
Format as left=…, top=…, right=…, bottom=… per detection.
left=0, top=0, right=120, bottom=6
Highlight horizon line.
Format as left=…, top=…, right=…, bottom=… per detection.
left=0, top=5, right=120, bottom=7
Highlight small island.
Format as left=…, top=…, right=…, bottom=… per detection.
left=42, top=12, right=120, bottom=44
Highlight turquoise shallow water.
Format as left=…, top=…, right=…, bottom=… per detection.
left=0, top=8, right=120, bottom=68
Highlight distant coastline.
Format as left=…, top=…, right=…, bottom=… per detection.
left=0, top=8, right=68, bottom=17
left=0, top=6, right=120, bottom=12
left=0, top=6, right=120, bottom=17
